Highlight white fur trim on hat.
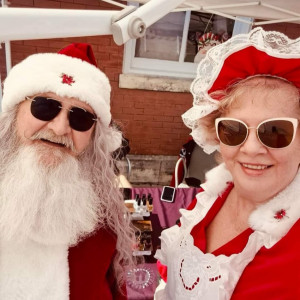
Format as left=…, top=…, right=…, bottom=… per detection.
left=2, top=53, right=112, bottom=127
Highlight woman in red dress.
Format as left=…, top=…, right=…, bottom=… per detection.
left=155, top=27, right=300, bottom=299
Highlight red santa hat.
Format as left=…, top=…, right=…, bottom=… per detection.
left=2, top=43, right=112, bottom=127
left=182, top=27, right=300, bottom=154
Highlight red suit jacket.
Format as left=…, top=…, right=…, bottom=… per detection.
left=69, top=228, right=127, bottom=300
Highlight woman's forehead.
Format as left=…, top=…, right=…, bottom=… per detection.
left=224, top=78, right=299, bottom=109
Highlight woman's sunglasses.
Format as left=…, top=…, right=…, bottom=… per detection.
left=26, top=96, right=97, bottom=132
left=215, top=117, right=298, bottom=149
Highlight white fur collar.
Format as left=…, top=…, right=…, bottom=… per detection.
left=201, top=163, right=300, bottom=244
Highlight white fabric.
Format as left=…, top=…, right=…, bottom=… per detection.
left=155, top=163, right=300, bottom=299
left=182, top=27, right=300, bottom=154
left=0, top=238, right=69, bottom=300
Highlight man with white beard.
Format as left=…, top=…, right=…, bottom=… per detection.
left=0, top=43, right=135, bottom=299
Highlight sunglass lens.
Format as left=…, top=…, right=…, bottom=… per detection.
left=31, top=97, right=61, bottom=121
left=258, top=120, right=294, bottom=148
left=217, top=119, right=247, bottom=146
left=69, top=107, right=96, bottom=132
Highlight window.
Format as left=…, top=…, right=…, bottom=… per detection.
left=123, top=6, right=252, bottom=79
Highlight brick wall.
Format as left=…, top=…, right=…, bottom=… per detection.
left=2, top=1, right=300, bottom=157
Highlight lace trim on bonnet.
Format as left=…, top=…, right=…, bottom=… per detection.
left=182, top=27, right=300, bottom=154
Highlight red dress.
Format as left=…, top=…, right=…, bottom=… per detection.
left=190, top=184, right=300, bottom=299
left=156, top=164, right=300, bottom=299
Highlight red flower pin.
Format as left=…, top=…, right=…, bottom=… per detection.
left=61, top=73, right=75, bottom=85
left=274, top=209, right=287, bottom=220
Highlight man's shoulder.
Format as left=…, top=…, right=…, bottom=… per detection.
left=70, top=226, right=117, bottom=254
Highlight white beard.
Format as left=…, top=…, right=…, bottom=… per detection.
left=0, top=144, right=100, bottom=246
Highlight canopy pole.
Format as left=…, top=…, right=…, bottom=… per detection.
left=1, top=0, right=12, bottom=73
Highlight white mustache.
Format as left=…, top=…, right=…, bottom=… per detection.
left=29, top=130, right=77, bottom=153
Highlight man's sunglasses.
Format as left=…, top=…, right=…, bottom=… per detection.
left=26, top=96, right=97, bottom=132
left=215, top=117, right=298, bottom=149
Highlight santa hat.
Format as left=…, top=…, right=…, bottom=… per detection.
left=182, top=27, right=300, bottom=154
left=2, top=43, right=112, bottom=127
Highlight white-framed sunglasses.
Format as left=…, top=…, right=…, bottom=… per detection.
left=215, top=117, right=299, bottom=149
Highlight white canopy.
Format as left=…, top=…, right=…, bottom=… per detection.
left=120, top=0, right=300, bottom=25
left=1, top=0, right=300, bottom=46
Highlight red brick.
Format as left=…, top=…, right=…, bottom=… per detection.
left=110, top=106, right=124, bottom=114
left=133, top=114, right=153, bottom=121
left=60, top=3, right=85, bottom=9
left=102, top=60, right=120, bottom=68
left=34, top=0, right=61, bottom=8
left=97, top=45, right=119, bottom=54
left=74, top=0, right=99, bottom=6
left=94, top=53, right=110, bottom=62
left=95, top=37, right=111, bottom=47
left=122, top=107, right=143, bottom=115
left=86, top=5, right=105, bottom=10
left=153, top=115, right=174, bottom=122
left=11, top=0, right=34, bottom=7
left=23, top=40, right=50, bottom=47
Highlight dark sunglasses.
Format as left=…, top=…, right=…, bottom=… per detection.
left=215, top=117, right=298, bottom=149
left=26, top=96, right=97, bottom=132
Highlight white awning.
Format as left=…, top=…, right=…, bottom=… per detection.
left=105, top=0, right=300, bottom=25
left=0, top=0, right=299, bottom=45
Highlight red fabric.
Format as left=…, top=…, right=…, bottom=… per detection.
left=69, top=228, right=127, bottom=300
left=231, top=221, right=300, bottom=300
left=58, top=43, right=98, bottom=67
left=157, top=184, right=300, bottom=298
left=157, top=260, right=168, bottom=283
left=209, top=46, right=300, bottom=97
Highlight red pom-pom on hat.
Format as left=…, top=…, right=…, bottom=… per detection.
left=58, top=43, right=98, bottom=67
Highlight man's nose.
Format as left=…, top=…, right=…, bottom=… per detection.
left=46, top=109, right=71, bottom=135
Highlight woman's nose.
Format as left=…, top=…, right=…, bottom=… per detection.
left=240, top=129, right=268, bottom=154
